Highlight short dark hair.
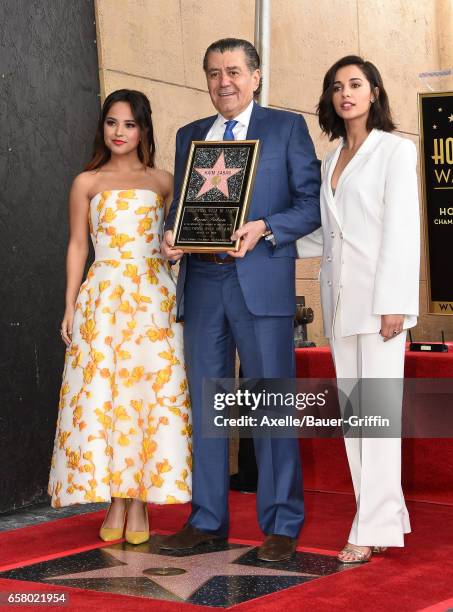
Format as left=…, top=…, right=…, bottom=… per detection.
left=317, top=55, right=396, bottom=140
left=203, top=38, right=262, bottom=96
left=85, top=89, right=156, bottom=171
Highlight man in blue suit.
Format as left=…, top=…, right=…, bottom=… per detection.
left=161, top=38, right=320, bottom=561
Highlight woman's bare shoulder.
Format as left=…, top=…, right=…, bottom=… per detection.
left=71, top=170, right=99, bottom=192
left=69, top=171, right=101, bottom=203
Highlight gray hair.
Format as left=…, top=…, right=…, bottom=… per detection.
left=203, top=38, right=262, bottom=96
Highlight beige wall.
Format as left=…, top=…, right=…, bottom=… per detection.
left=95, top=0, right=453, bottom=345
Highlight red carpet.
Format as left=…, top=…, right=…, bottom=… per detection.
left=1, top=491, right=453, bottom=611
left=1, top=347, right=450, bottom=608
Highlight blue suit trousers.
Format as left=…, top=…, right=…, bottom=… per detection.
left=184, top=257, right=304, bottom=538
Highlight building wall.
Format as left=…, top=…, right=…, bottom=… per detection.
left=94, top=0, right=453, bottom=345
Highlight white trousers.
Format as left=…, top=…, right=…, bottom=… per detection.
left=330, top=300, right=411, bottom=547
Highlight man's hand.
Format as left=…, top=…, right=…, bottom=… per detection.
left=227, top=220, right=267, bottom=258
left=380, top=314, right=405, bottom=342
left=161, top=230, right=184, bottom=262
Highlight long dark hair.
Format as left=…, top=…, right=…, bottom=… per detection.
left=85, top=89, right=156, bottom=170
left=318, top=55, right=396, bottom=141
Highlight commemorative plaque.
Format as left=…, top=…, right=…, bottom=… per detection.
left=172, top=140, right=260, bottom=252
left=418, top=92, right=453, bottom=314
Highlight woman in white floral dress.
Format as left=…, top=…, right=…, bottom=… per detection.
left=48, top=90, right=191, bottom=545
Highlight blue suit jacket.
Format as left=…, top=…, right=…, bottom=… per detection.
left=166, top=102, right=321, bottom=319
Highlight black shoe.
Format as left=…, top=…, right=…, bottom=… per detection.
left=257, top=535, right=297, bottom=562
left=159, top=524, right=226, bottom=551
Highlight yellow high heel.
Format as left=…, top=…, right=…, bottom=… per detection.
left=125, top=502, right=149, bottom=545
left=99, top=499, right=129, bottom=542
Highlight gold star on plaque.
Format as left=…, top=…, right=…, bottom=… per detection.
left=433, top=124, right=438, bottom=129
left=194, top=151, right=242, bottom=198
left=449, top=114, right=453, bottom=122
left=438, top=107, right=443, bottom=112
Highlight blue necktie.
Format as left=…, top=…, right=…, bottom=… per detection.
left=214, top=120, right=238, bottom=258
left=223, top=119, right=238, bottom=141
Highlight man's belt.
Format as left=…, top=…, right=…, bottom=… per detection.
left=193, top=253, right=235, bottom=264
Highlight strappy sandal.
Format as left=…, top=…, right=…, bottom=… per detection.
left=372, top=546, right=388, bottom=553
left=337, top=543, right=372, bottom=564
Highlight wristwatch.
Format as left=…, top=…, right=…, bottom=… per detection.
left=261, top=218, right=276, bottom=246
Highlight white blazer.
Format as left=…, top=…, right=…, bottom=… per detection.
left=297, top=129, right=420, bottom=338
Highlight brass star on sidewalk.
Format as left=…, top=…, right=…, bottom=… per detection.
left=44, top=545, right=313, bottom=601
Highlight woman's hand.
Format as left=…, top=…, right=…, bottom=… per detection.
left=380, top=314, right=404, bottom=342
left=61, top=306, right=74, bottom=346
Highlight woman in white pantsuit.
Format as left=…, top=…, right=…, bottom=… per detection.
left=298, top=56, right=420, bottom=563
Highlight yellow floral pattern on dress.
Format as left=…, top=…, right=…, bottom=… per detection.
left=48, top=190, right=191, bottom=507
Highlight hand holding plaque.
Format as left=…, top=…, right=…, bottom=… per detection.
left=172, top=140, right=260, bottom=252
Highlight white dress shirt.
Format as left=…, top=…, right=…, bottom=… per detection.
left=205, top=99, right=254, bottom=141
